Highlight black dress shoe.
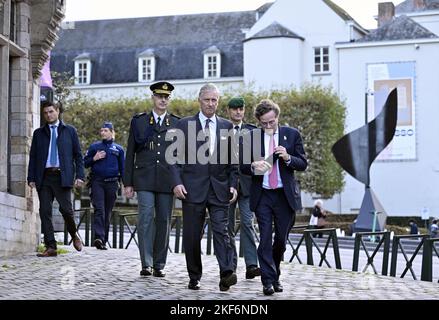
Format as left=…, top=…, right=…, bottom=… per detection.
left=273, top=280, right=283, bottom=292
left=153, top=269, right=166, bottom=277
left=140, top=267, right=153, bottom=276
left=94, top=239, right=104, bottom=250
left=219, top=272, right=237, bottom=291
left=245, top=266, right=261, bottom=279
left=188, top=280, right=201, bottom=290
left=263, top=285, right=275, bottom=296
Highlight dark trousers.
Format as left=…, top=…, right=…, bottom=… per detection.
left=255, top=189, right=295, bottom=287
left=182, top=187, right=234, bottom=281
left=37, top=172, right=77, bottom=249
left=91, top=179, right=119, bottom=243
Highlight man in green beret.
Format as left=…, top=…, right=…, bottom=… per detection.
left=227, top=96, right=261, bottom=280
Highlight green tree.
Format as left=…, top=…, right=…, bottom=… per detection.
left=62, top=84, right=346, bottom=198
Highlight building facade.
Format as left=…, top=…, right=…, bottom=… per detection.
left=0, top=0, right=65, bottom=256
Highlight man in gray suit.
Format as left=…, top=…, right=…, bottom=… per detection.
left=124, top=81, right=180, bottom=278
left=171, top=83, right=239, bottom=291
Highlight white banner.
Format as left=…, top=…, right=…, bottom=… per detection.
left=367, top=62, right=416, bottom=161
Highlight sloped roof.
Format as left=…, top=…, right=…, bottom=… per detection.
left=51, top=10, right=261, bottom=84
left=244, top=21, right=304, bottom=42
left=323, top=0, right=355, bottom=21
left=396, top=0, right=439, bottom=14
left=355, top=15, right=437, bottom=42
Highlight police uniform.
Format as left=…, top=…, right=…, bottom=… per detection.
left=84, top=122, right=125, bottom=249
left=226, top=97, right=261, bottom=278
left=123, top=81, right=180, bottom=276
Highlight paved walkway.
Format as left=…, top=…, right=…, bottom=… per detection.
left=0, top=244, right=438, bottom=301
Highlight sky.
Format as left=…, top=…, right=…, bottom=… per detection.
left=64, top=0, right=406, bottom=30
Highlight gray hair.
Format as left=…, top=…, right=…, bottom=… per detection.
left=198, top=83, right=220, bottom=98
left=314, top=199, right=323, bottom=207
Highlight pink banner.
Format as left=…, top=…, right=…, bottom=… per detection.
left=40, top=51, right=52, bottom=88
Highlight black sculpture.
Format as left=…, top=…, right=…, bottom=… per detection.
left=332, top=88, right=398, bottom=232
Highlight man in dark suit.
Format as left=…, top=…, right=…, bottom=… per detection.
left=27, top=101, right=85, bottom=257
left=241, top=99, right=307, bottom=295
left=124, top=81, right=180, bottom=278
left=171, top=83, right=239, bottom=291
left=226, top=97, right=260, bottom=280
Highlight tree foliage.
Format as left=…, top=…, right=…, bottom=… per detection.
left=62, top=84, right=346, bottom=198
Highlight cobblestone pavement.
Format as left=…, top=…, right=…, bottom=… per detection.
left=0, top=244, right=438, bottom=301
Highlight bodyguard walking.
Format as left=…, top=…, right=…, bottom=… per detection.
left=27, top=101, right=84, bottom=257
left=226, top=97, right=260, bottom=280
left=84, top=122, right=125, bottom=250
left=123, top=81, right=180, bottom=277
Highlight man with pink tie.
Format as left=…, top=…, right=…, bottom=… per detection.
left=240, top=99, right=307, bottom=295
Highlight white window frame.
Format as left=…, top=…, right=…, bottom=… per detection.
left=138, top=56, right=155, bottom=82
left=204, top=53, right=221, bottom=79
left=313, top=46, right=330, bottom=73
left=74, top=59, right=91, bottom=85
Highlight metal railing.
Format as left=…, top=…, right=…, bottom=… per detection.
left=303, top=228, right=342, bottom=269
left=352, top=231, right=390, bottom=275
left=390, top=234, right=429, bottom=280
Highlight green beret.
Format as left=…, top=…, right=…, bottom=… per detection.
left=228, top=97, right=245, bottom=109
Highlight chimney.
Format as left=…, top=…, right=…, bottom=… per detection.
left=378, top=2, right=395, bottom=27
left=413, top=0, right=425, bottom=10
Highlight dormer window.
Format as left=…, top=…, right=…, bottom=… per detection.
left=73, top=53, right=91, bottom=85
left=138, top=49, right=156, bottom=82
left=203, top=46, right=221, bottom=79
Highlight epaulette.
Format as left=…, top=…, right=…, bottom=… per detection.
left=133, top=112, right=147, bottom=118
left=169, top=113, right=181, bottom=120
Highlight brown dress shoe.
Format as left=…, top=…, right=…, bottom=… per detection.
left=72, top=237, right=83, bottom=252
left=37, top=247, right=57, bottom=257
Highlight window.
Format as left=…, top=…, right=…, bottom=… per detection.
left=73, top=54, right=91, bottom=85
left=314, top=47, right=329, bottom=73
left=138, top=49, right=155, bottom=82
left=203, top=46, right=221, bottom=79
left=9, top=0, right=17, bottom=42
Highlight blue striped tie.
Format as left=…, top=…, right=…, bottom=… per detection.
left=50, top=125, right=57, bottom=166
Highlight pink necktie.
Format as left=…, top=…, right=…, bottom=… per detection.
left=268, top=134, right=278, bottom=189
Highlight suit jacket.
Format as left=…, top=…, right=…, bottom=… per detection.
left=123, top=111, right=180, bottom=193
left=235, top=123, right=256, bottom=197
left=240, top=126, right=307, bottom=212
left=170, top=113, right=239, bottom=204
left=27, top=121, right=85, bottom=190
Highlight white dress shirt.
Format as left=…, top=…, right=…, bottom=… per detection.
left=262, top=129, right=283, bottom=189
left=198, top=112, right=217, bottom=154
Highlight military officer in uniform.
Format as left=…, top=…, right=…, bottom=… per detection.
left=123, top=81, right=180, bottom=278
left=226, top=97, right=261, bottom=279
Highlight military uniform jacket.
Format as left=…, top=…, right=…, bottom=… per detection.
left=123, top=111, right=180, bottom=193
left=236, top=123, right=257, bottom=197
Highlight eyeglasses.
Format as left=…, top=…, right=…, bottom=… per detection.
left=153, top=94, right=170, bottom=100
left=259, top=119, right=277, bottom=127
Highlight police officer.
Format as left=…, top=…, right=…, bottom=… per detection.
left=227, top=97, right=261, bottom=279
left=123, top=81, right=180, bottom=278
left=84, top=122, right=125, bottom=250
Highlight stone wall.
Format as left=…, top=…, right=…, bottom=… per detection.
left=0, top=0, right=65, bottom=257
left=0, top=191, right=40, bottom=256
